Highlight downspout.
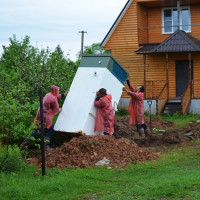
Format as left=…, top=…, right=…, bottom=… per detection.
left=177, top=0, right=180, bottom=30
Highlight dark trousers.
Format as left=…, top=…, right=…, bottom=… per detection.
left=31, top=126, right=54, bottom=139
left=135, top=124, right=147, bottom=131
left=104, top=132, right=118, bottom=139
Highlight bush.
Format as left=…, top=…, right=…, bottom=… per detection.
left=0, top=145, right=26, bottom=173
left=0, top=35, right=78, bottom=145
left=116, top=107, right=129, bottom=116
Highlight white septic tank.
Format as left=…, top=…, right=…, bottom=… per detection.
left=54, top=54, right=129, bottom=135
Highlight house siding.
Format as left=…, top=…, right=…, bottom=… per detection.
left=103, top=0, right=200, bottom=99
left=191, top=5, right=200, bottom=38
left=138, top=3, right=148, bottom=44
left=105, top=1, right=138, bottom=49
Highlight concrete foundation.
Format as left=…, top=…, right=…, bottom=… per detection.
left=188, top=99, right=200, bottom=114
left=118, top=98, right=157, bottom=114
left=118, top=98, right=200, bottom=114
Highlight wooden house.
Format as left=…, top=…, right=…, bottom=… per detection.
left=101, top=0, right=200, bottom=114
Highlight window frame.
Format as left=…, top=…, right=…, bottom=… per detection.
left=162, top=6, right=191, bottom=34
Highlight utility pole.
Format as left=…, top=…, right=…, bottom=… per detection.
left=79, top=30, right=87, bottom=58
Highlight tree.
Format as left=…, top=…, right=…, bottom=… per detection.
left=0, top=35, right=78, bottom=144
left=77, top=43, right=110, bottom=59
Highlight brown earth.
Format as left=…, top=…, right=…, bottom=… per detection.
left=115, top=116, right=200, bottom=147
left=27, top=116, right=200, bottom=169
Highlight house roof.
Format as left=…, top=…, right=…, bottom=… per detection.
left=101, top=0, right=132, bottom=47
left=136, top=30, right=200, bottom=54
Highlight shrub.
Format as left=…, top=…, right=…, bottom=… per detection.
left=0, top=145, right=26, bottom=173
left=116, top=107, right=129, bottom=116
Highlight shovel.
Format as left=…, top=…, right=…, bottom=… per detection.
left=147, top=100, right=152, bottom=132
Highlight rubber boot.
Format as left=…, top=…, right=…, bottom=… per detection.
left=144, top=127, right=151, bottom=136
left=44, top=136, right=54, bottom=151
left=113, top=132, right=119, bottom=139
left=20, top=138, right=30, bottom=150
left=138, top=128, right=145, bottom=138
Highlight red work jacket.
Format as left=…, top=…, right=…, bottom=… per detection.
left=127, top=83, right=144, bottom=125
left=34, top=92, right=62, bottom=129
left=94, top=94, right=115, bottom=135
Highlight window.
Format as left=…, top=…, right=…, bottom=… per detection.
left=162, top=6, right=191, bottom=34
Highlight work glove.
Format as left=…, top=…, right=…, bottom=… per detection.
left=95, top=97, right=100, bottom=101
left=127, top=79, right=130, bottom=87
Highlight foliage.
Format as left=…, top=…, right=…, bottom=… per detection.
left=161, top=113, right=200, bottom=128
left=0, top=35, right=78, bottom=144
left=77, top=42, right=110, bottom=59
left=1, top=143, right=200, bottom=199
left=0, top=145, right=26, bottom=173
left=0, top=36, right=111, bottom=145
left=115, top=107, right=129, bottom=117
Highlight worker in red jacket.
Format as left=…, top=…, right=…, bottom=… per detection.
left=20, top=85, right=69, bottom=150
left=123, top=80, right=150, bottom=137
left=94, top=88, right=118, bottom=139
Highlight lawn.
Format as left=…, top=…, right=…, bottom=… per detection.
left=1, top=141, right=200, bottom=200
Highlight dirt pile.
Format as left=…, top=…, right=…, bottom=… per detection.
left=28, top=135, right=159, bottom=169
left=115, top=116, right=176, bottom=139
left=115, top=116, right=200, bottom=147
left=27, top=116, right=200, bottom=169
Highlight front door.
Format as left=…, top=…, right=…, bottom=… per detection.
left=176, top=60, right=193, bottom=97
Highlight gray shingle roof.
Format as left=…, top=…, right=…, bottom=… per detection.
left=135, top=44, right=159, bottom=54
left=135, top=30, right=200, bottom=54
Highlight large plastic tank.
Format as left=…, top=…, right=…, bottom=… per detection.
left=54, top=54, right=128, bottom=135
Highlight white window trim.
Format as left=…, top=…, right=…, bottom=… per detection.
left=162, top=6, right=191, bottom=34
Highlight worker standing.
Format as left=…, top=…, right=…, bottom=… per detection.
left=123, top=80, right=150, bottom=137
left=20, top=85, right=69, bottom=150
left=94, top=88, right=118, bottom=139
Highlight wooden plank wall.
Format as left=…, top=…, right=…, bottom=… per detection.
left=147, top=5, right=200, bottom=43
left=104, top=1, right=200, bottom=99
left=191, top=5, right=200, bottom=38
left=138, top=3, right=148, bottom=44
left=105, top=1, right=138, bottom=49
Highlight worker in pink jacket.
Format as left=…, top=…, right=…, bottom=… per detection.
left=123, top=80, right=150, bottom=137
left=94, top=88, right=118, bottom=139
left=21, top=85, right=69, bottom=150
left=34, top=85, right=63, bottom=129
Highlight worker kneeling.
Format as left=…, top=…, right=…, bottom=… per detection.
left=94, top=88, right=118, bottom=139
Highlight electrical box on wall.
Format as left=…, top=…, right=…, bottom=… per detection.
left=54, top=54, right=129, bottom=135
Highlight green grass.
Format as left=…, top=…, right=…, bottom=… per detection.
left=115, top=107, right=129, bottom=118
left=1, top=142, right=200, bottom=200
left=161, top=113, right=200, bottom=128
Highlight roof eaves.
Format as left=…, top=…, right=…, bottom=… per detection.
left=135, top=43, right=159, bottom=54
left=154, top=30, right=200, bottom=52
left=153, top=30, right=180, bottom=53
left=101, top=0, right=133, bottom=47
left=181, top=31, right=200, bottom=50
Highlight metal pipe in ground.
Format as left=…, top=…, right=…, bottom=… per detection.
left=147, top=100, right=152, bottom=132
left=40, top=86, right=45, bottom=176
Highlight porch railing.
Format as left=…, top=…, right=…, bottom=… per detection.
left=145, top=80, right=166, bottom=99
left=156, top=81, right=169, bottom=114
left=181, top=81, right=192, bottom=115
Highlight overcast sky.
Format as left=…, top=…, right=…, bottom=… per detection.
left=0, top=0, right=128, bottom=61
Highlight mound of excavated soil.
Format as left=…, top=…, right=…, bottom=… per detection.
left=28, top=135, right=159, bottom=169
left=115, top=116, right=176, bottom=139
left=115, top=116, right=200, bottom=147
left=27, top=115, right=200, bottom=169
